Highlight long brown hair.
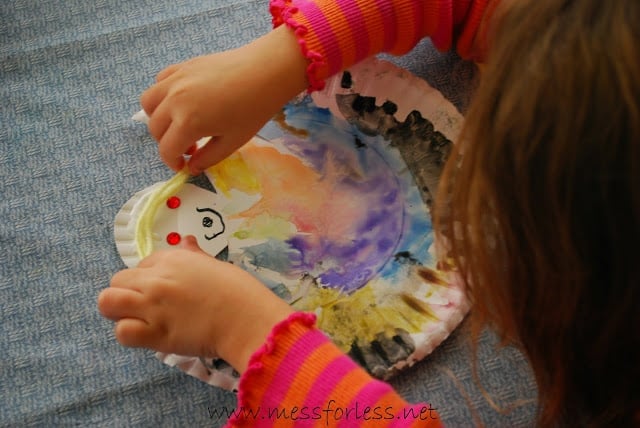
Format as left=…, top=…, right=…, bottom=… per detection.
left=436, top=0, right=640, bottom=425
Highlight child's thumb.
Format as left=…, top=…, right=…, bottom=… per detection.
left=179, top=235, right=205, bottom=253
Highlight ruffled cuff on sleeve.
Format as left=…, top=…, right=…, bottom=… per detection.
left=226, top=311, right=443, bottom=427
left=270, top=0, right=495, bottom=92
left=269, top=0, right=435, bottom=92
left=226, top=311, right=318, bottom=427
left=270, top=0, right=327, bottom=91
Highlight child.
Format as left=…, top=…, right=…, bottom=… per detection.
left=98, top=0, right=640, bottom=426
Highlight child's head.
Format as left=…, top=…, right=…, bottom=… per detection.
left=437, top=0, right=639, bottom=425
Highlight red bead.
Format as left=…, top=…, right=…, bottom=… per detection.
left=166, top=232, right=181, bottom=245
left=166, top=196, right=181, bottom=209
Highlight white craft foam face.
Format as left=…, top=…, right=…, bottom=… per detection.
left=155, top=183, right=229, bottom=253
left=114, top=182, right=230, bottom=267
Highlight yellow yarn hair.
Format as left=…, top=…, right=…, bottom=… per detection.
left=134, top=168, right=190, bottom=259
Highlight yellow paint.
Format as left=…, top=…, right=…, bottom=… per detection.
left=207, top=151, right=261, bottom=197
left=232, top=212, right=296, bottom=241
left=294, top=280, right=438, bottom=352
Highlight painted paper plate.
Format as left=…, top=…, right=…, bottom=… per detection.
left=114, top=58, right=469, bottom=391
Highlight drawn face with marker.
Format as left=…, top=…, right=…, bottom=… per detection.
left=196, top=207, right=225, bottom=241
left=153, top=183, right=229, bottom=257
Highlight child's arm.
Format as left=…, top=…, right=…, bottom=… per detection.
left=271, top=0, right=491, bottom=91
left=229, top=312, right=443, bottom=427
left=98, top=236, right=442, bottom=427
left=140, top=25, right=309, bottom=175
left=141, top=0, right=492, bottom=175
left=98, top=236, right=295, bottom=372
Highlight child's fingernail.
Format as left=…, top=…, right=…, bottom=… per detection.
left=180, top=235, right=203, bottom=252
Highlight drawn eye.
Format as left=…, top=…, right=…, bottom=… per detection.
left=166, top=232, right=181, bottom=245
left=196, top=207, right=225, bottom=241
left=166, top=196, right=181, bottom=209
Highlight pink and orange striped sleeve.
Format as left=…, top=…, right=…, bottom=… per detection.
left=270, top=0, right=492, bottom=90
left=227, top=312, right=443, bottom=428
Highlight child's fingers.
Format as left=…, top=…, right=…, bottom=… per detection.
left=97, top=287, right=146, bottom=321
left=156, top=63, right=182, bottom=82
left=114, top=318, right=154, bottom=349
left=135, top=255, right=157, bottom=269
left=179, top=235, right=203, bottom=253
left=158, top=121, right=203, bottom=172
left=140, top=80, right=168, bottom=117
left=110, top=267, right=147, bottom=291
left=188, top=134, right=243, bottom=175
left=146, top=101, right=172, bottom=145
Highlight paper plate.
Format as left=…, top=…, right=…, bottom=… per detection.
left=114, top=58, right=469, bottom=390
left=114, top=181, right=231, bottom=268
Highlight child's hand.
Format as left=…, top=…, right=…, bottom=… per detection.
left=98, top=236, right=294, bottom=373
left=140, top=25, right=308, bottom=175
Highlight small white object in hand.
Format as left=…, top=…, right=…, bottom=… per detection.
left=132, top=109, right=150, bottom=124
